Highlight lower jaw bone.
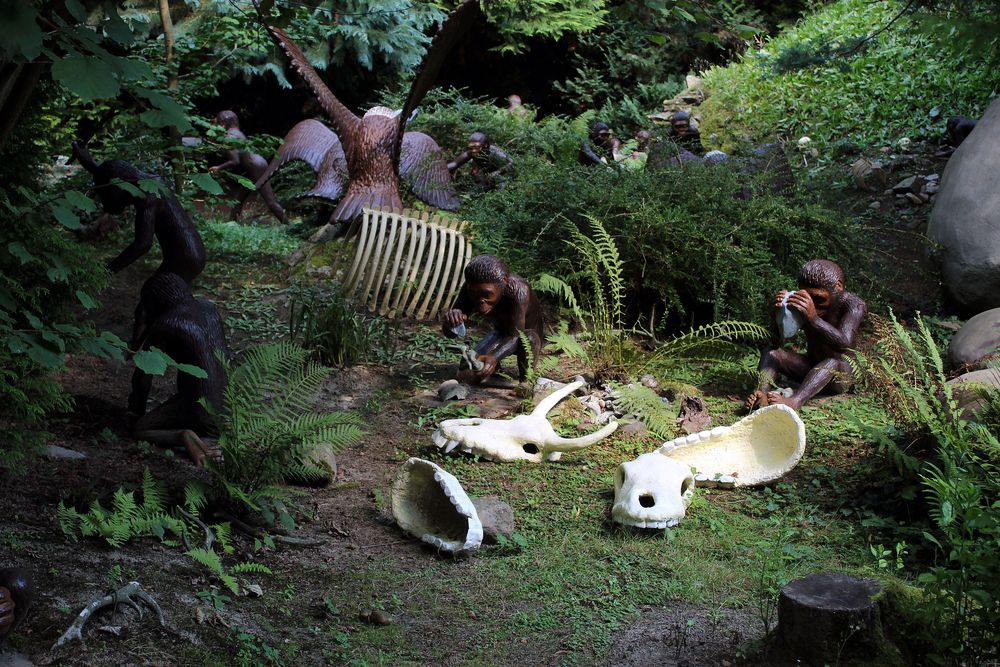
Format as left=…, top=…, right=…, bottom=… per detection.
left=391, top=458, right=483, bottom=553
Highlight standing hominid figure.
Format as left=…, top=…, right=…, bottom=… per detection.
left=443, top=255, right=543, bottom=383
left=209, top=110, right=287, bottom=223
left=746, top=259, right=867, bottom=411
left=128, top=272, right=228, bottom=466
left=506, top=94, right=529, bottom=118
left=73, top=141, right=206, bottom=348
left=447, top=132, right=514, bottom=189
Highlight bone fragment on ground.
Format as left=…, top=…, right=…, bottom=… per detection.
left=432, top=380, right=618, bottom=463
left=52, top=581, right=165, bottom=648
left=612, top=451, right=695, bottom=529
left=391, top=458, right=483, bottom=553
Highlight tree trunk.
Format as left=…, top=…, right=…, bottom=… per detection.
left=778, top=571, right=881, bottom=665
left=158, top=0, right=184, bottom=192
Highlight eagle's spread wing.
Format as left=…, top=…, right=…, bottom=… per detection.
left=400, top=131, right=460, bottom=210
left=255, top=119, right=348, bottom=201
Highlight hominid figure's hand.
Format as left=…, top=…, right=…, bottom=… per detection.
left=444, top=309, right=466, bottom=328
left=475, top=354, right=498, bottom=380
left=786, top=289, right=818, bottom=321
left=773, top=290, right=789, bottom=313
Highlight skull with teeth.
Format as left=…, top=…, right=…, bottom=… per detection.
left=432, top=380, right=618, bottom=462
left=612, top=452, right=695, bottom=529
left=612, top=404, right=806, bottom=528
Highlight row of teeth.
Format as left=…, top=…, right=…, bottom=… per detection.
left=660, top=426, right=730, bottom=453
left=432, top=429, right=497, bottom=461
left=432, top=470, right=478, bottom=520
left=618, top=518, right=680, bottom=530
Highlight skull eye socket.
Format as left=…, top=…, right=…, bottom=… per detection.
left=681, top=478, right=693, bottom=495
left=639, top=493, right=655, bottom=508
left=522, top=443, right=539, bottom=454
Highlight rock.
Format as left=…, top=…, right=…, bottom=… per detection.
left=359, top=610, right=392, bottom=626
left=892, top=175, right=925, bottom=194
left=620, top=421, right=647, bottom=437
left=926, top=172, right=940, bottom=181
left=639, top=374, right=658, bottom=389
left=579, top=395, right=603, bottom=417
left=676, top=396, right=711, bottom=434
left=778, top=572, right=881, bottom=665
left=0, top=651, right=34, bottom=667
left=309, top=223, right=345, bottom=243
left=905, top=192, right=923, bottom=205
left=532, top=377, right=567, bottom=402
left=594, top=411, right=617, bottom=424
left=946, top=369, right=1000, bottom=420
left=948, top=307, right=1000, bottom=368
left=472, top=496, right=515, bottom=545
left=43, top=445, right=86, bottom=460
left=304, top=448, right=338, bottom=484
left=928, top=97, right=1000, bottom=313
left=924, top=180, right=939, bottom=194
left=868, top=201, right=881, bottom=211
left=438, top=379, right=470, bottom=402
left=850, top=157, right=887, bottom=191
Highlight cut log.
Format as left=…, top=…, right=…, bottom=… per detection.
left=778, top=571, right=880, bottom=665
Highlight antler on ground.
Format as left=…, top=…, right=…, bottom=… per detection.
left=53, top=581, right=165, bottom=649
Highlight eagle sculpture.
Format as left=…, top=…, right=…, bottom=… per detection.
left=254, top=1, right=480, bottom=221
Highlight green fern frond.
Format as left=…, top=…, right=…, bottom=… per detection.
left=56, top=502, right=82, bottom=541
left=545, top=320, right=588, bottom=359
left=140, top=467, right=167, bottom=514
left=185, top=547, right=225, bottom=576
left=230, top=562, right=273, bottom=575
left=534, top=274, right=586, bottom=325
left=608, top=382, right=677, bottom=439
left=183, top=481, right=209, bottom=514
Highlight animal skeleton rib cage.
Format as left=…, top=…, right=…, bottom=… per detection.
left=342, top=207, right=473, bottom=320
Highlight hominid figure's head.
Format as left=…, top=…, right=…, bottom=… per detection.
left=590, top=121, right=613, bottom=147
left=468, top=131, right=490, bottom=157
left=797, top=259, right=844, bottom=314
left=140, top=272, right=193, bottom=321
left=464, top=255, right=510, bottom=316
left=671, top=111, right=692, bottom=136
left=214, top=110, right=240, bottom=130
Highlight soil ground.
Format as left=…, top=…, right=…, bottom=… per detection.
left=0, top=149, right=949, bottom=666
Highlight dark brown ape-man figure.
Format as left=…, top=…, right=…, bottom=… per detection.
left=447, top=131, right=514, bottom=189
left=0, top=568, right=32, bottom=643
left=746, top=259, right=867, bottom=411
left=128, top=272, right=228, bottom=466
left=72, top=141, right=207, bottom=348
left=443, top=255, right=543, bottom=383
left=934, top=114, right=977, bottom=157
left=209, top=110, right=287, bottom=223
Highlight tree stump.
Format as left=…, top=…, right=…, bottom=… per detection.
left=778, top=571, right=881, bottom=665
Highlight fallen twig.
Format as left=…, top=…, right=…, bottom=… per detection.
left=178, top=507, right=215, bottom=551
left=216, top=512, right=326, bottom=547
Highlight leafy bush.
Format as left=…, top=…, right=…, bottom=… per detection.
left=699, top=0, right=1000, bottom=151
left=857, top=314, right=1000, bottom=664
left=200, top=220, right=300, bottom=261
left=455, top=144, right=854, bottom=331
left=286, top=284, right=395, bottom=366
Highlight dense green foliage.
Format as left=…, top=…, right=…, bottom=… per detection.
left=859, top=316, right=1000, bottom=664
left=700, top=0, right=1000, bottom=151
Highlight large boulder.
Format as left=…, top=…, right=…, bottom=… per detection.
left=946, top=369, right=1000, bottom=421
left=949, top=307, right=1000, bottom=369
left=928, top=98, right=1000, bottom=314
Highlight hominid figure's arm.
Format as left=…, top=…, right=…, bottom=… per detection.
left=805, top=294, right=865, bottom=352
left=107, top=197, right=156, bottom=274
left=447, top=151, right=472, bottom=173
left=210, top=148, right=241, bottom=173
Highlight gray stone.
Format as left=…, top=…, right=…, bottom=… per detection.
left=639, top=374, right=658, bottom=389
left=532, top=377, right=566, bottom=402
left=892, top=175, right=925, bottom=194
left=928, top=97, right=1000, bottom=313
left=946, top=369, right=1000, bottom=420
left=438, top=379, right=470, bottom=402
left=905, top=192, right=923, bottom=205
left=308, top=223, right=345, bottom=243
left=620, top=420, right=647, bottom=436
left=304, top=448, right=338, bottom=484
left=0, top=651, right=34, bottom=667
left=44, top=444, right=86, bottom=460
left=472, top=496, right=514, bottom=545
left=949, top=308, right=1000, bottom=368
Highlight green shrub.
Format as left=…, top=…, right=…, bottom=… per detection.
left=699, top=0, right=1000, bottom=151
left=459, top=151, right=855, bottom=331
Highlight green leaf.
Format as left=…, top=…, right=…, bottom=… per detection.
left=137, top=178, right=166, bottom=196
left=190, top=172, right=225, bottom=195
left=113, top=180, right=144, bottom=197
left=0, top=2, right=44, bottom=60
left=26, top=340, right=64, bottom=368
left=65, top=0, right=87, bottom=21
left=52, top=205, right=81, bottom=230
left=101, top=2, right=135, bottom=46
left=44, top=253, right=70, bottom=282
left=7, top=242, right=36, bottom=264
left=176, top=363, right=209, bottom=379
left=51, top=56, right=120, bottom=102
left=134, top=348, right=169, bottom=375
left=63, top=190, right=96, bottom=212
left=137, top=88, right=192, bottom=132
left=76, top=290, right=98, bottom=309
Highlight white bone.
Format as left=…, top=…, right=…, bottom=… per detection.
left=391, top=458, right=482, bottom=553
left=432, top=380, right=618, bottom=463
left=612, top=452, right=694, bottom=529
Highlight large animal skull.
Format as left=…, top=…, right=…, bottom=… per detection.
left=432, top=380, right=618, bottom=462
left=612, top=404, right=806, bottom=529
left=612, top=452, right=695, bottom=529
left=391, top=458, right=483, bottom=553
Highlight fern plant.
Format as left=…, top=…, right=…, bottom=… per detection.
left=57, top=468, right=185, bottom=547
left=855, top=313, right=1000, bottom=664
left=638, top=320, right=769, bottom=379
left=544, top=320, right=588, bottom=360
left=185, top=547, right=272, bottom=596
left=205, top=342, right=365, bottom=521
left=607, top=382, right=678, bottom=439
